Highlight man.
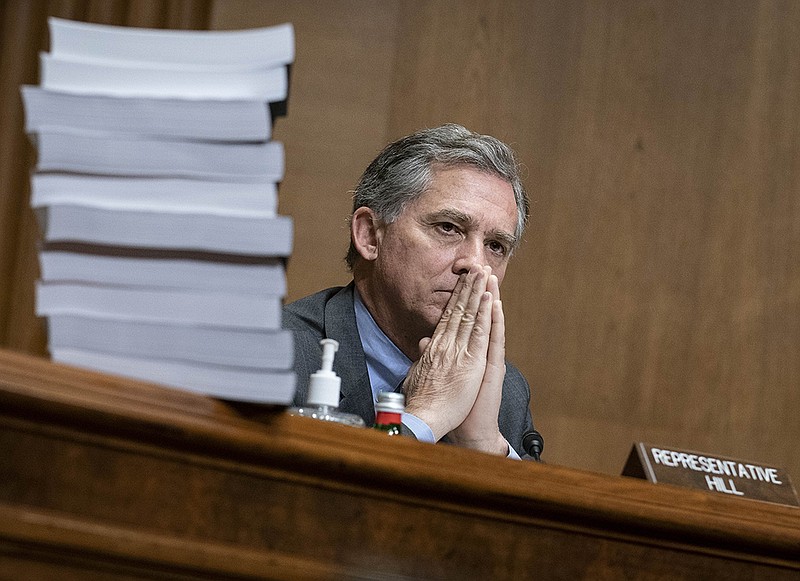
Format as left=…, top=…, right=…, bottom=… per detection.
left=284, top=124, right=536, bottom=458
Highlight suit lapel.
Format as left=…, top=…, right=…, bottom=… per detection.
left=323, top=284, right=376, bottom=425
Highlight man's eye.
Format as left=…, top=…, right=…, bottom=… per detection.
left=488, top=241, right=507, bottom=256
left=437, top=222, right=457, bottom=234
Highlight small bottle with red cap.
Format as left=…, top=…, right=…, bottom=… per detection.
left=373, top=391, right=404, bottom=435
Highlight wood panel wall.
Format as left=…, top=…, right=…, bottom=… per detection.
left=211, top=0, right=800, bottom=479
left=1, top=1, right=797, bottom=480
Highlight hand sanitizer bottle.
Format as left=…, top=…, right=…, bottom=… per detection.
left=287, top=338, right=365, bottom=427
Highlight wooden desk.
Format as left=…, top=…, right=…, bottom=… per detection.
left=0, top=348, right=798, bottom=580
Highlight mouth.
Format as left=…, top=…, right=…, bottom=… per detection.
left=433, top=290, right=455, bottom=305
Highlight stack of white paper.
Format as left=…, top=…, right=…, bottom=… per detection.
left=22, top=17, right=297, bottom=404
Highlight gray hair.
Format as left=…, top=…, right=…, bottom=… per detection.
left=346, top=123, right=529, bottom=269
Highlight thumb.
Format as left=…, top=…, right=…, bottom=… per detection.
left=418, top=336, right=432, bottom=356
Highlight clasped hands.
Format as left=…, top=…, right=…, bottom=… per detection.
left=402, top=266, right=508, bottom=455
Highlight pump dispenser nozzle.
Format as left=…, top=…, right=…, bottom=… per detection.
left=306, top=338, right=341, bottom=407
left=319, top=338, right=337, bottom=373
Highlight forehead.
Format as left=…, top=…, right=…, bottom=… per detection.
left=407, top=166, right=518, bottom=231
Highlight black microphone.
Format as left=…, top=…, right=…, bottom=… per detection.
left=521, top=429, right=544, bottom=462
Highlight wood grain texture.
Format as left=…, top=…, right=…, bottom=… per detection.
left=1, top=348, right=799, bottom=580
left=0, top=503, right=358, bottom=580
left=1, top=0, right=798, bottom=482
left=0, top=0, right=46, bottom=353
left=210, top=1, right=800, bottom=480
left=212, top=0, right=404, bottom=299
left=0, top=0, right=213, bottom=355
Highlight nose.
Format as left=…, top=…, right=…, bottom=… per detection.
left=452, top=237, right=486, bottom=275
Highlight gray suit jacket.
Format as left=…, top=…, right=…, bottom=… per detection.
left=283, top=283, right=536, bottom=457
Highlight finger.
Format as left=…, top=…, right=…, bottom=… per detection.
left=418, top=336, right=432, bottom=353
left=486, top=298, right=506, bottom=373
left=487, top=273, right=500, bottom=302
left=483, top=274, right=502, bottom=356
left=445, top=267, right=485, bottom=336
left=464, top=290, right=494, bottom=352
left=432, top=273, right=466, bottom=337
left=456, top=266, right=491, bottom=344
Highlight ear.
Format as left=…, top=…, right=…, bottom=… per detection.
left=351, top=206, right=383, bottom=262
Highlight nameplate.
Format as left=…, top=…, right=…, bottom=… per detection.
left=622, top=442, right=799, bottom=507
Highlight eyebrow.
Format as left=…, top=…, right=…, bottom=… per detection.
left=424, top=208, right=519, bottom=249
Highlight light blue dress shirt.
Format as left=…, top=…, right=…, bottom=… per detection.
left=353, top=289, right=435, bottom=442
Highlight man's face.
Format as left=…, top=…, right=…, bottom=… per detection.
left=366, top=165, right=519, bottom=353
